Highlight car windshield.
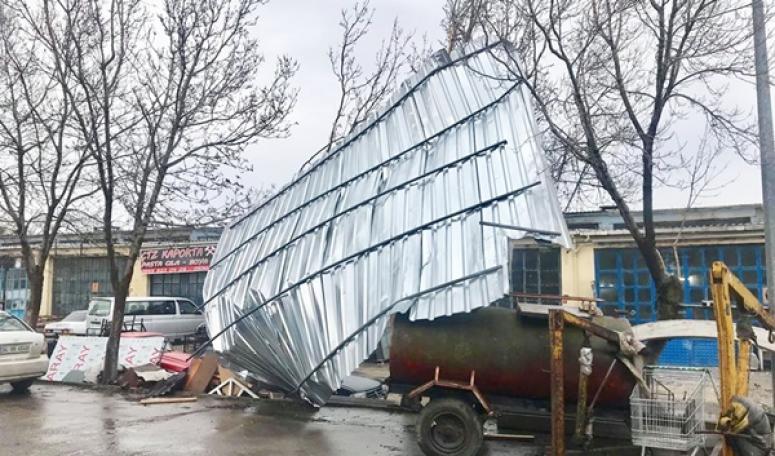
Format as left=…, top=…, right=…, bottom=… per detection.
left=88, top=300, right=111, bottom=317
left=0, top=313, right=30, bottom=332
left=63, top=310, right=88, bottom=322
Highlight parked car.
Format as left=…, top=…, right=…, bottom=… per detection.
left=0, top=311, right=48, bottom=393
left=86, top=297, right=204, bottom=338
left=44, top=310, right=89, bottom=337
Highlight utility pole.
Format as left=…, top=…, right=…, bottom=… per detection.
left=751, top=0, right=775, bottom=407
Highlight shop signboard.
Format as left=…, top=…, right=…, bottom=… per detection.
left=140, top=245, right=216, bottom=275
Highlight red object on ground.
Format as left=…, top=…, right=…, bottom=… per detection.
left=121, top=332, right=165, bottom=338
left=159, top=351, right=192, bottom=373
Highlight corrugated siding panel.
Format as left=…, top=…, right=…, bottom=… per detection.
left=202, top=42, right=572, bottom=405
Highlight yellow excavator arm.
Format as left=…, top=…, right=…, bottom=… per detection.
left=709, top=261, right=775, bottom=455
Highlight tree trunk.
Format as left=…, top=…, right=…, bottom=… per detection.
left=639, top=244, right=681, bottom=321
left=101, top=255, right=137, bottom=384
left=655, top=273, right=682, bottom=321
left=25, top=268, right=44, bottom=329
left=101, top=278, right=131, bottom=384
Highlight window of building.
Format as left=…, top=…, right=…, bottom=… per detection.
left=0, top=267, right=30, bottom=318
left=594, top=244, right=766, bottom=323
left=53, top=256, right=119, bottom=317
left=510, top=246, right=561, bottom=302
left=6, top=268, right=27, bottom=290
left=150, top=272, right=207, bottom=307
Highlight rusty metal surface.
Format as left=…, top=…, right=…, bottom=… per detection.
left=408, top=367, right=492, bottom=414
left=549, top=309, right=565, bottom=456
left=561, top=312, right=621, bottom=347
left=201, top=41, right=571, bottom=406
left=390, top=307, right=637, bottom=407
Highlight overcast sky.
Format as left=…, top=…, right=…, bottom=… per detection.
left=245, top=0, right=768, bottom=211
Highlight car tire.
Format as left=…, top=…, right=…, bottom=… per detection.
left=10, top=379, right=34, bottom=394
left=416, top=398, right=484, bottom=456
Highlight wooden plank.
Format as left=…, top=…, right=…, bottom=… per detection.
left=184, top=353, right=219, bottom=394
left=140, top=397, right=198, bottom=405
left=183, top=358, right=203, bottom=390
left=483, top=433, right=535, bottom=442
left=216, top=366, right=237, bottom=396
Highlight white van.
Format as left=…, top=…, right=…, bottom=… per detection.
left=86, top=297, right=204, bottom=338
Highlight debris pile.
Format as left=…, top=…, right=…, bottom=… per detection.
left=45, top=334, right=267, bottom=402
left=124, top=352, right=264, bottom=402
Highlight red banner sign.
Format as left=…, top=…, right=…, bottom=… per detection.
left=140, top=245, right=216, bottom=274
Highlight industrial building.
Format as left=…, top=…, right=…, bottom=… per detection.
left=0, top=204, right=767, bottom=357
left=0, top=227, right=221, bottom=319
left=512, top=203, right=767, bottom=365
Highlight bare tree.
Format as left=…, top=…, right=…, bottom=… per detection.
left=443, top=0, right=488, bottom=52
left=152, top=185, right=273, bottom=228
left=442, top=0, right=761, bottom=319
left=326, top=1, right=412, bottom=152
left=19, top=0, right=297, bottom=382
left=0, top=3, right=95, bottom=327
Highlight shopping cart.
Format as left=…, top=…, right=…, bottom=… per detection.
left=630, top=366, right=711, bottom=455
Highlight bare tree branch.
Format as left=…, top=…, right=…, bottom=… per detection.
left=441, top=0, right=764, bottom=319
left=325, top=0, right=412, bottom=153
left=18, top=0, right=297, bottom=382
left=0, top=1, right=97, bottom=326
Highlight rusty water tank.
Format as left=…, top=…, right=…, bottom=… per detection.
left=389, top=306, right=638, bottom=407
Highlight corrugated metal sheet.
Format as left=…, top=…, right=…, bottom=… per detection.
left=202, top=41, right=572, bottom=405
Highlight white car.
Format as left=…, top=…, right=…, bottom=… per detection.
left=86, top=297, right=204, bottom=338
left=0, top=311, right=48, bottom=393
left=44, top=310, right=89, bottom=337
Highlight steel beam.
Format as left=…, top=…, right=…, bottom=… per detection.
left=710, top=264, right=736, bottom=456
left=549, top=309, right=565, bottom=456
left=752, top=0, right=775, bottom=412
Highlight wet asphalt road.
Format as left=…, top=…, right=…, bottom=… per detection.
left=0, top=383, right=539, bottom=456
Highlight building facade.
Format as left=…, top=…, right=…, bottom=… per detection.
left=559, top=204, right=765, bottom=318
left=510, top=204, right=766, bottom=366
left=0, top=227, right=221, bottom=319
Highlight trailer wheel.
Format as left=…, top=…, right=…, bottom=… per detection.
left=416, top=398, right=483, bottom=456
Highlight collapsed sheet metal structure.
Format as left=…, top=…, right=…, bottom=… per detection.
left=202, top=41, right=572, bottom=405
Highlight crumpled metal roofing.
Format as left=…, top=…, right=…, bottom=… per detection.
left=202, top=41, right=572, bottom=406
